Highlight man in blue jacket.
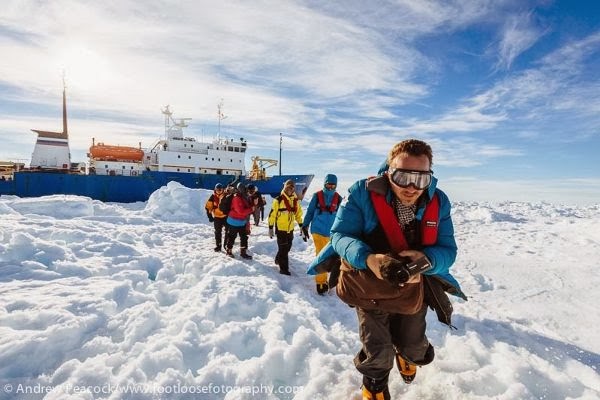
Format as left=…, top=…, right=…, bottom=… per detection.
left=308, top=139, right=465, bottom=400
left=302, top=173, right=341, bottom=295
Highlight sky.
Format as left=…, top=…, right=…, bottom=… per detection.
left=1, top=0, right=600, bottom=205
left=0, top=185, right=599, bottom=399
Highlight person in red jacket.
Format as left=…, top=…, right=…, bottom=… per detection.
left=225, top=182, right=255, bottom=259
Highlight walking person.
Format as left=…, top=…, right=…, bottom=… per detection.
left=308, top=139, right=466, bottom=399
left=205, top=183, right=227, bottom=252
left=268, top=179, right=304, bottom=275
left=225, top=182, right=255, bottom=259
left=246, top=184, right=265, bottom=226
left=302, top=173, right=342, bottom=294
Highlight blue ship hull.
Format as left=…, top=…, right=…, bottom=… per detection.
left=0, top=171, right=314, bottom=203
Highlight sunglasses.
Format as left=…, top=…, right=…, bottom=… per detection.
left=388, top=168, right=432, bottom=190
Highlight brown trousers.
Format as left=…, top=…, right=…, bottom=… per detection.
left=354, top=305, right=430, bottom=381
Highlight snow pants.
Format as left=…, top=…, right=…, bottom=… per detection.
left=354, top=305, right=430, bottom=381
left=275, top=230, right=294, bottom=273
left=226, top=223, right=249, bottom=251
left=213, top=217, right=227, bottom=247
left=312, top=233, right=330, bottom=285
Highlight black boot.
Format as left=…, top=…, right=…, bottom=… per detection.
left=361, top=375, right=390, bottom=400
left=214, top=244, right=222, bottom=252
left=240, top=248, right=253, bottom=259
left=316, top=282, right=329, bottom=295
left=226, top=248, right=234, bottom=258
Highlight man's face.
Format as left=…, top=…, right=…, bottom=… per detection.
left=387, top=153, right=431, bottom=206
left=284, top=186, right=295, bottom=196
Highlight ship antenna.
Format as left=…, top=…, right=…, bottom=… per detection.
left=217, top=99, right=227, bottom=141
left=161, top=105, right=172, bottom=140
left=62, top=72, right=68, bottom=139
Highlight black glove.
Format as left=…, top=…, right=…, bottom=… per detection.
left=379, top=255, right=432, bottom=286
left=206, top=210, right=214, bottom=222
left=301, top=226, right=310, bottom=241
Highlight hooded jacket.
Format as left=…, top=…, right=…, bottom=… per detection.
left=308, top=171, right=463, bottom=297
left=268, top=190, right=303, bottom=233
left=302, top=174, right=340, bottom=237
left=205, top=191, right=227, bottom=219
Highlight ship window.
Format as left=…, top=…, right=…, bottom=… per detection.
left=230, top=159, right=233, bottom=162
left=205, top=157, right=208, bottom=160
left=188, top=156, right=191, bottom=159
left=207, top=146, right=210, bottom=149
left=191, top=145, right=193, bottom=148
left=228, top=146, right=233, bottom=151
left=184, top=144, right=186, bottom=147
left=235, top=147, right=239, bottom=152
left=218, top=158, right=221, bottom=161
left=212, top=158, right=214, bottom=161
left=188, top=169, right=191, bottom=172
left=178, top=155, right=181, bottom=158
left=131, top=166, right=134, bottom=169
left=177, top=168, right=180, bottom=172
left=122, top=166, right=125, bottom=169
left=105, top=165, right=108, bottom=168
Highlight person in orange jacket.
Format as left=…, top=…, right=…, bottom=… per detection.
left=205, top=183, right=227, bottom=252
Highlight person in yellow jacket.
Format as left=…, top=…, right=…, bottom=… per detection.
left=268, top=179, right=305, bottom=275
left=205, top=183, right=227, bottom=252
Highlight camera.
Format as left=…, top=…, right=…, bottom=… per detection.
left=380, top=255, right=432, bottom=285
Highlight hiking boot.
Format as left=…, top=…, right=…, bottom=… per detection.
left=279, top=269, right=291, bottom=276
left=274, top=255, right=279, bottom=265
left=240, top=248, right=253, bottom=259
left=214, top=245, right=222, bottom=252
left=316, top=282, right=329, bottom=295
left=226, top=248, right=234, bottom=258
left=361, top=386, right=390, bottom=400
left=362, top=376, right=390, bottom=400
left=395, top=354, right=417, bottom=384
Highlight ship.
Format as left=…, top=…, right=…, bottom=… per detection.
left=0, top=89, right=314, bottom=203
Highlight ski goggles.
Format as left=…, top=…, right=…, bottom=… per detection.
left=388, top=168, right=433, bottom=190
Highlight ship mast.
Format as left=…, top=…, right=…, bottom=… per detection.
left=62, top=74, right=68, bottom=138
left=217, top=99, right=227, bottom=141
left=162, top=105, right=172, bottom=141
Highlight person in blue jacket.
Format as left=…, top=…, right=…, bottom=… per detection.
left=308, top=139, right=465, bottom=400
left=302, top=173, right=341, bottom=295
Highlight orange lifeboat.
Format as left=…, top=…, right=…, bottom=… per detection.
left=89, top=143, right=144, bottom=162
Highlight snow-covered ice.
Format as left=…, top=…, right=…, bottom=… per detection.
left=1, top=182, right=598, bottom=399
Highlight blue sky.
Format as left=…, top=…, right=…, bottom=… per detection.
left=1, top=0, right=599, bottom=204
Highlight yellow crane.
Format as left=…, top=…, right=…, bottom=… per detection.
left=248, top=156, right=278, bottom=180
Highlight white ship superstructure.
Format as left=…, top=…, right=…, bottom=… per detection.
left=144, top=106, right=246, bottom=177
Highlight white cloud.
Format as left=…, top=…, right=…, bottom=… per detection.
left=495, top=12, right=545, bottom=70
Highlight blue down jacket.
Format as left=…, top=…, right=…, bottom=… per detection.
left=307, top=174, right=464, bottom=298
left=302, top=174, right=340, bottom=237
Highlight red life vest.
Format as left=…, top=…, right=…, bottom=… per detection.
left=279, top=195, right=298, bottom=213
left=369, top=191, right=439, bottom=252
left=316, top=190, right=341, bottom=213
